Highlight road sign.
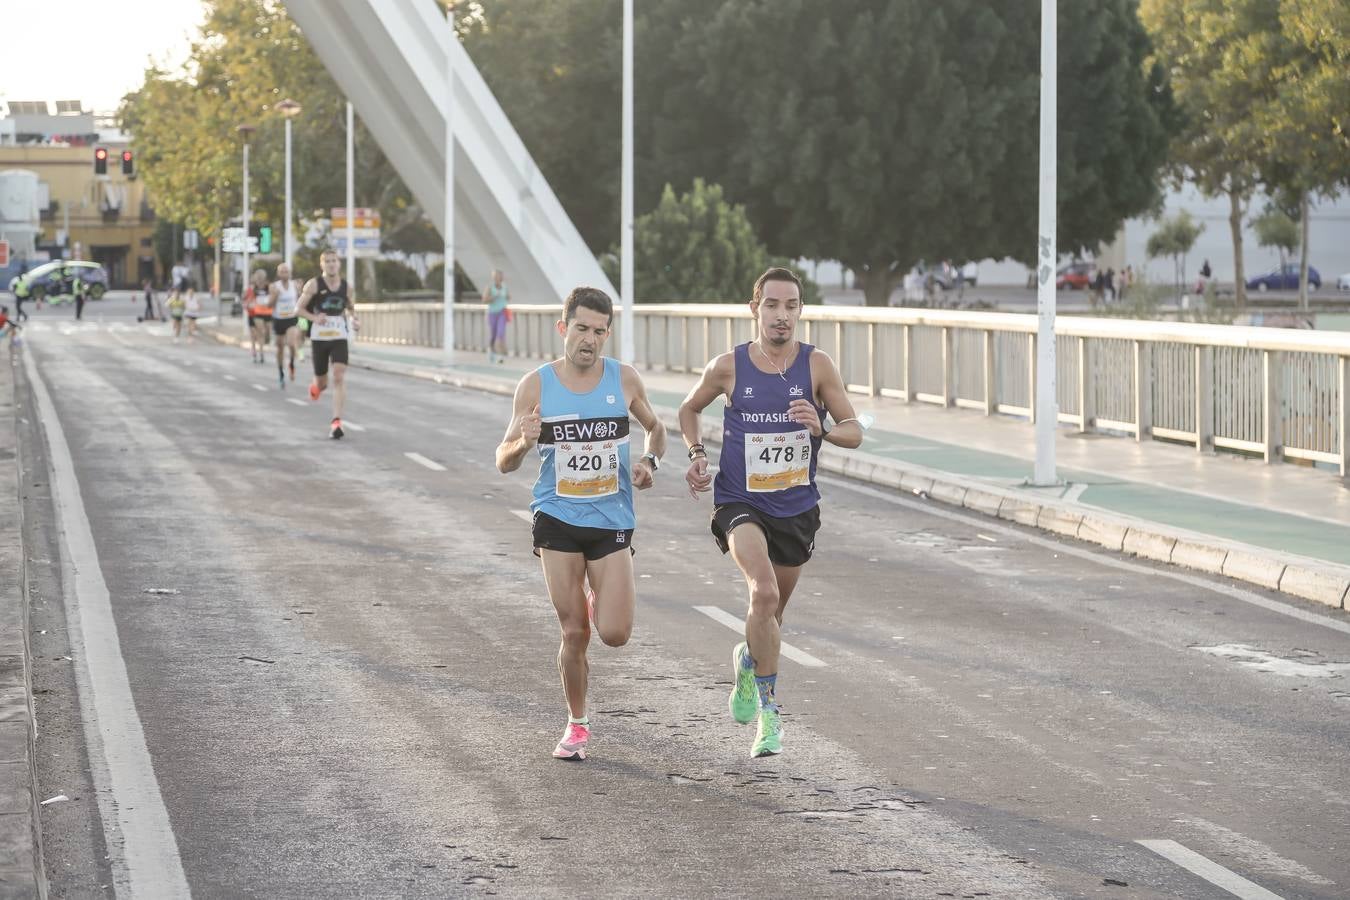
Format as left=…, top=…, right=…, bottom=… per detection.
left=332, top=207, right=381, bottom=229
left=221, top=227, right=258, bottom=254
left=0, top=240, right=8, bottom=268
left=332, top=235, right=380, bottom=259
left=183, top=229, right=200, bottom=250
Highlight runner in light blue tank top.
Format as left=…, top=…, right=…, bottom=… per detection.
left=495, top=286, right=668, bottom=761
left=531, top=356, right=635, bottom=530
left=483, top=269, right=511, bottom=363
left=677, top=267, right=866, bottom=759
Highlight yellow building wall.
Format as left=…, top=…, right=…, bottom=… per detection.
left=0, top=144, right=157, bottom=288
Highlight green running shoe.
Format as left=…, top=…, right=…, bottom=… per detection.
left=728, top=641, right=758, bottom=724
left=751, top=707, right=783, bottom=757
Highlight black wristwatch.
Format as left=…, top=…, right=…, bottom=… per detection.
left=641, top=452, right=659, bottom=472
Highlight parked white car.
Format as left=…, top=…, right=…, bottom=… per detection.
left=1337, top=272, right=1350, bottom=291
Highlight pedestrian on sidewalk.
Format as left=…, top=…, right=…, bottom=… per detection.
left=183, top=281, right=202, bottom=342
left=12, top=276, right=29, bottom=321
left=483, top=269, right=511, bottom=364
left=73, top=274, right=87, bottom=320
left=140, top=279, right=158, bottom=321
left=0, top=306, right=21, bottom=349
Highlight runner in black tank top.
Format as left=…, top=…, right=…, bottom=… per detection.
left=296, top=249, right=361, bottom=439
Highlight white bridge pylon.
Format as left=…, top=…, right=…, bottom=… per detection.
left=284, top=0, right=616, bottom=304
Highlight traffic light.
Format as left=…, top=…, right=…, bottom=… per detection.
left=248, top=223, right=274, bottom=254
left=94, top=147, right=108, bottom=175
left=121, top=150, right=134, bottom=176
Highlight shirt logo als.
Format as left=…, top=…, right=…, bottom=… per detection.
left=606, top=394, right=616, bottom=404
left=743, top=386, right=754, bottom=397
left=789, top=384, right=804, bottom=397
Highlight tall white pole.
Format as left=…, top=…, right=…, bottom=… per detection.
left=345, top=102, right=355, bottom=297
left=619, top=0, right=635, bottom=364
left=1032, top=0, right=1058, bottom=486
left=241, top=140, right=251, bottom=338
left=284, top=117, right=293, bottom=268
left=443, top=1, right=456, bottom=359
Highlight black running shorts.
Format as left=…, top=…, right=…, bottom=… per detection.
left=272, top=316, right=298, bottom=336
left=532, top=511, right=635, bottom=561
left=311, top=339, right=349, bottom=376
left=711, top=502, right=820, bottom=568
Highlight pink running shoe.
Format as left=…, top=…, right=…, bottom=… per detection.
left=552, top=722, right=590, bottom=761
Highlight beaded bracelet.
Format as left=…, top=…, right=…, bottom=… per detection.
left=687, top=443, right=707, bottom=460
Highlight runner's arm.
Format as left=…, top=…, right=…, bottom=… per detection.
left=678, top=352, right=732, bottom=499
left=622, top=365, right=666, bottom=489
left=810, top=352, right=864, bottom=449
left=677, top=352, right=732, bottom=453
left=495, top=372, right=543, bottom=474
left=296, top=279, right=318, bottom=319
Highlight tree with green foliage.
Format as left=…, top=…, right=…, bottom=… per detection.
left=1250, top=206, right=1300, bottom=272
left=466, top=0, right=1172, bottom=306
left=1251, top=0, right=1350, bottom=307
left=655, top=0, right=1173, bottom=305
left=1147, top=210, right=1204, bottom=301
left=120, top=0, right=423, bottom=255
left=603, top=179, right=774, bottom=302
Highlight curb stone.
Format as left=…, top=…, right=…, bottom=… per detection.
left=207, top=327, right=1350, bottom=612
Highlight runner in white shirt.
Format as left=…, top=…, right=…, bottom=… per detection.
left=268, top=263, right=303, bottom=389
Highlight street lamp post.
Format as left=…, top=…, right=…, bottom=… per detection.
left=274, top=99, right=303, bottom=268
left=238, top=123, right=256, bottom=336
left=443, top=1, right=456, bottom=360
left=620, top=0, right=634, bottom=364
left=1032, top=0, right=1058, bottom=486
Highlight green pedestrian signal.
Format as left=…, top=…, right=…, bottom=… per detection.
left=259, top=225, right=273, bottom=254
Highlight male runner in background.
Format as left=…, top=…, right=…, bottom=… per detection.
left=296, top=249, right=359, bottom=439
left=496, top=286, right=666, bottom=761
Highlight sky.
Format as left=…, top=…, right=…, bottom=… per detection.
left=0, top=0, right=206, bottom=114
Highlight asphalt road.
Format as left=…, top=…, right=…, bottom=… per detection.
left=15, top=300, right=1350, bottom=898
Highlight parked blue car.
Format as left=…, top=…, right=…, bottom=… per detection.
left=8, top=260, right=109, bottom=302
left=1245, top=264, right=1321, bottom=292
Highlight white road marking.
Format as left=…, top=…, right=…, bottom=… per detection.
left=693, top=605, right=827, bottom=668
left=821, top=474, right=1350, bottom=638
left=1063, top=482, right=1090, bottom=503
left=23, top=351, right=192, bottom=897
left=251, top=383, right=267, bottom=392
left=342, top=420, right=367, bottom=432
left=405, top=452, right=447, bottom=471
left=1190, top=643, right=1350, bottom=678
left=1138, top=840, right=1285, bottom=900
left=223, top=373, right=234, bottom=380
left=511, top=509, right=533, bottom=523
left=286, top=398, right=308, bottom=407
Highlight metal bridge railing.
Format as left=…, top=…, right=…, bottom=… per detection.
left=355, top=301, right=1350, bottom=476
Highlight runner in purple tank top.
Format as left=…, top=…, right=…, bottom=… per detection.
left=677, top=267, right=864, bottom=758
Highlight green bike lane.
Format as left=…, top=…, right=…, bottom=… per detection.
left=348, top=342, right=1350, bottom=569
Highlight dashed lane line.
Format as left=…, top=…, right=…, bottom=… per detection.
left=1138, top=840, right=1285, bottom=900
left=405, top=452, right=447, bottom=472
left=693, top=605, right=828, bottom=668
left=510, top=509, right=533, bottom=524
left=251, top=383, right=267, bottom=392
left=286, top=398, right=307, bottom=407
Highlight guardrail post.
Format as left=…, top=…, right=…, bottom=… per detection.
left=868, top=323, right=881, bottom=397
left=903, top=324, right=915, bottom=403
left=982, top=329, right=995, bottom=415
left=941, top=326, right=953, bottom=407
left=1263, top=349, right=1282, bottom=464
left=1077, top=336, right=1092, bottom=433
left=1340, top=356, right=1349, bottom=478
left=1028, top=333, right=1037, bottom=424
left=1195, top=345, right=1214, bottom=454
left=1133, top=339, right=1152, bottom=442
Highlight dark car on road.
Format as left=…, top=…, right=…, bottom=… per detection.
left=1246, top=264, right=1321, bottom=292
left=8, top=260, right=109, bottom=302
